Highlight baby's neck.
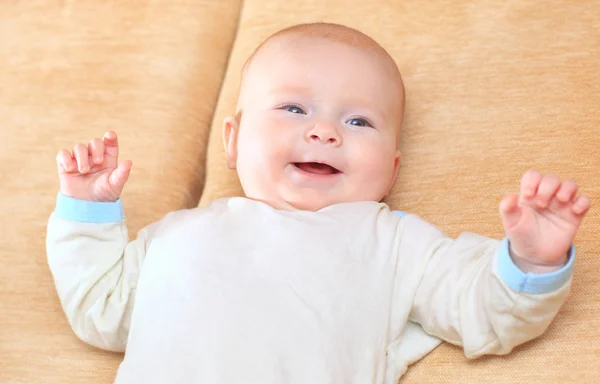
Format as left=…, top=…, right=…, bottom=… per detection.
left=242, top=194, right=379, bottom=212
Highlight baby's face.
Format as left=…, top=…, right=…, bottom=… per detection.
left=224, top=35, right=403, bottom=211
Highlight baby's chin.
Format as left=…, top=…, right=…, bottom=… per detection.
left=281, top=192, right=377, bottom=212
left=283, top=197, right=335, bottom=212
left=247, top=193, right=343, bottom=211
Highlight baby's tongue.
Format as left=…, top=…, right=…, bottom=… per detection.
left=296, top=162, right=335, bottom=175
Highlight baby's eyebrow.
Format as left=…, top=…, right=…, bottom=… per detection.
left=344, top=97, right=389, bottom=124
left=269, top=85, right=313, bottom=97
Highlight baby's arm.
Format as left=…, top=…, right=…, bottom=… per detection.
left=397, top=170, right=590, bottom=358
left=46, top=131, right=160, bottom=351
left=46, top=196, right=166, bottom=352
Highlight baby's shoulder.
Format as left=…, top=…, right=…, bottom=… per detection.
left=157, top=197, right=257, bottom=227
left=317, top=201, right=407, bottom=228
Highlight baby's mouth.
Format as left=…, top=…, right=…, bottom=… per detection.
left=294, top=162, right=341, bottom=175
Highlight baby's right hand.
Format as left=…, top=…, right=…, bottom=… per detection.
left=56, top=131, right=132, bottom=202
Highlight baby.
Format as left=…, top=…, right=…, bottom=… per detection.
left=47, top=23, right=590, bottom=383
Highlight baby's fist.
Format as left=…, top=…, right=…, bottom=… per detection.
left=56, top=131, right=132, bottom=202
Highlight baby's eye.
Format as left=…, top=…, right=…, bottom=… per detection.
left=281, top=104, right=305, bottom=114
left=346, top=118, right=372, bottom=127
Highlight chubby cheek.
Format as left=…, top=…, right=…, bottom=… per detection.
left=237, top=120, right=291, bottom=177
left=349, top=141, right=397, bottom=195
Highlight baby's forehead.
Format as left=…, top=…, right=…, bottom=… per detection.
left=253, top=34, right=401, bottom=82
left=243, top=34, right=404, bottom=100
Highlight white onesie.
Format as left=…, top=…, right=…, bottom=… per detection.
left=46, top=194, right=574, bottom=383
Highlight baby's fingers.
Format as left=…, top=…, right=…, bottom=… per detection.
left=56, top=149, right=75, bottom=173
left=556, top=178, right=578, bottom=203
left=88, top=138, right=105, bottom=165
left=535, top=174, right=561, bottom=208
left=572, top=194, right=591, bottom=216
left=520, top=169, right=543, bottom=199
left=108, top=160, right=132, bottom=193
left=103, top=131, right=119, bottom=157
left=73, top=143, right=90, bottom=173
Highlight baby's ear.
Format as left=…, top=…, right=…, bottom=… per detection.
left=222, top=116, right=239, bottom=169
left=388, top=150, right=402, bottom=191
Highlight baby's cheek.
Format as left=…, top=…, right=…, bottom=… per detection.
left=356, top=145, right=396, bottom=183
left=238, top=129, right=273, bottom=161
left=267, top=137, right=293, bottom=164
left=357, top=142, right=392, bottom=168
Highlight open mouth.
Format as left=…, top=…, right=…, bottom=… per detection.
left=294, top=162, right=341, bottom=175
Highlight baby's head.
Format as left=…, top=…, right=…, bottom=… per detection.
left=223, top=22, right=405, bottom=211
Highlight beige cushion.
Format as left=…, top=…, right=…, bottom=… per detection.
left=2, top=0, right=599, bottom=383
left=0, top=1, right=241, bottom=382
left=199, top=1, right=600, bottom=382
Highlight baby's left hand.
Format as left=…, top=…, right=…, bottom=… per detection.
left=499, top=170, right=591, bottom=273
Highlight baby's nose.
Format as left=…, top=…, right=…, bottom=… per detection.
left=310, top=133, right=338, bottom=144
left=307, top=123, right=342, bottom=146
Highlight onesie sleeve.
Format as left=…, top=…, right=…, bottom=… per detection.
left=393, top=211, right=573, bottom=358
left=46, top=193, right=172, bottom=352
left=496, top=237, right=574, bottom=294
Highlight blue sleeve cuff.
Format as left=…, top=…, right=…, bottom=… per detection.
left=55, top=192, right=124, bottom=223
left=496, top=237, right=574, bottom=294
left=393, top=211, right=406, bottom=219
